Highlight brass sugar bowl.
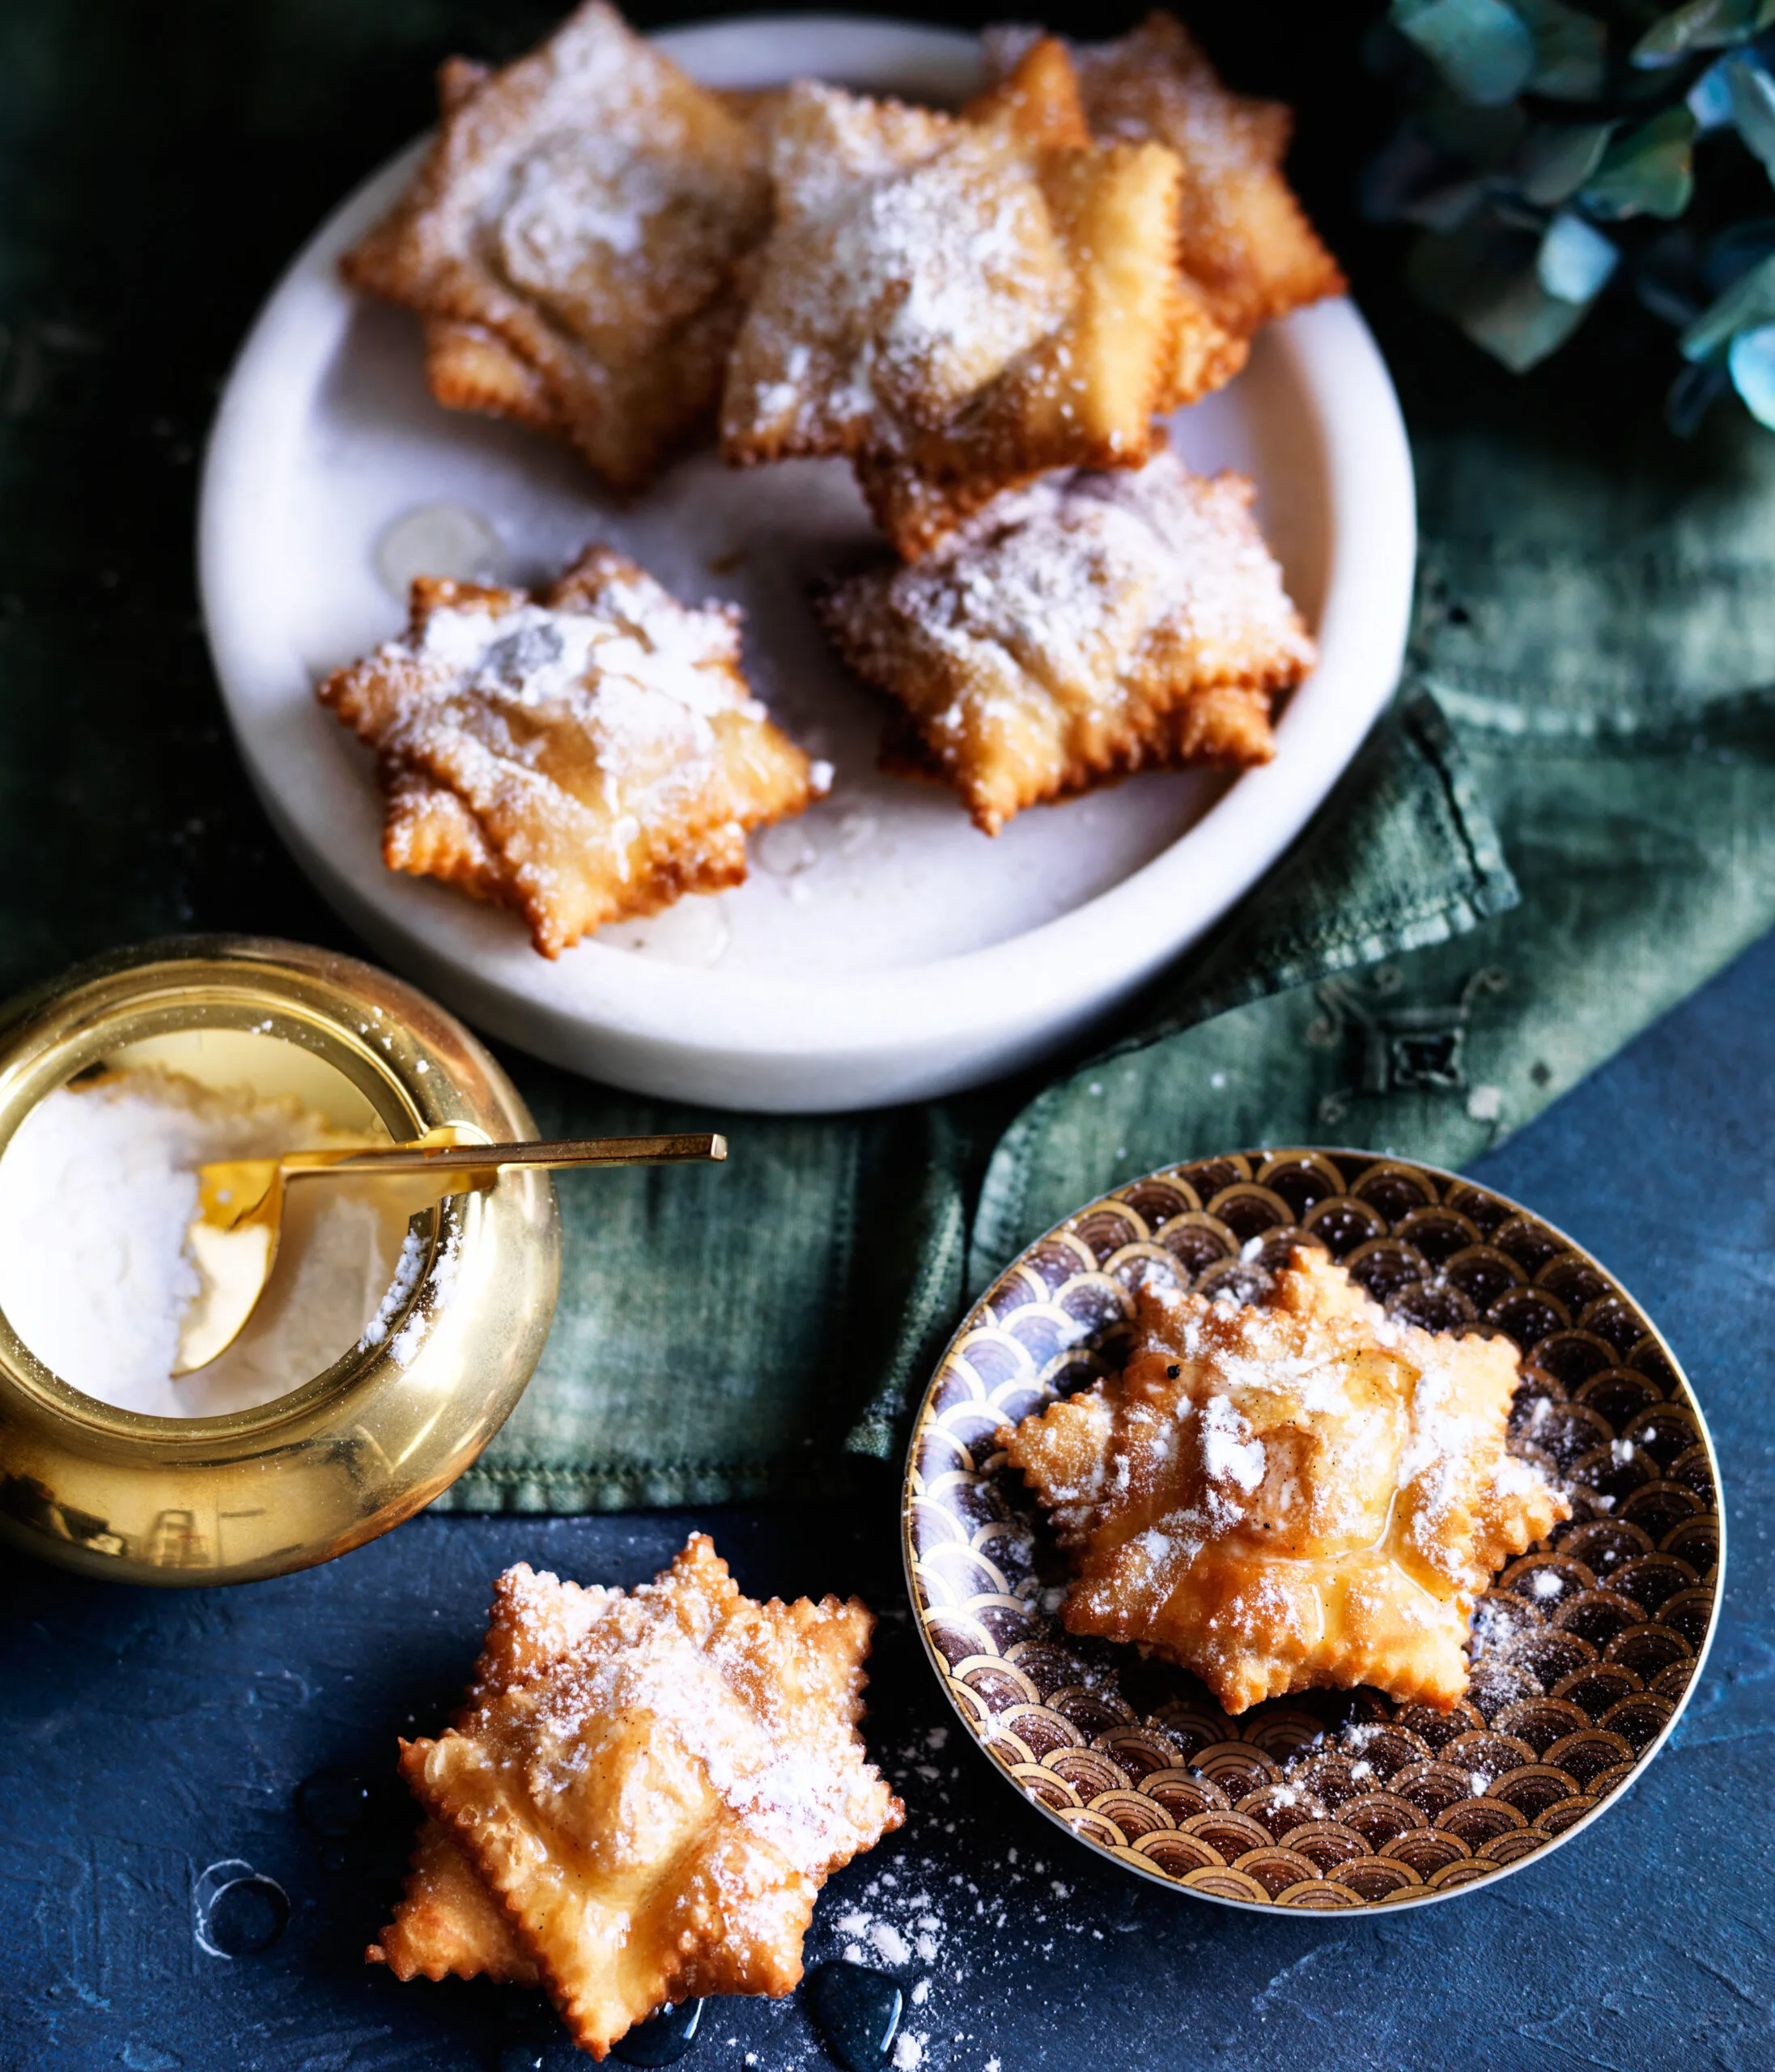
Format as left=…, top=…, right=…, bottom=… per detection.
left=0, top=936, right=559, bottom=1585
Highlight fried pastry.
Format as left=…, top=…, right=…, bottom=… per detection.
left=853, top=120, right=1191, bottom=559
left=821, top=449, right=1314, bottom=833
left=317, top=546, right=819, bottom=956
left=999, top=1250, right=1571, bottom=1716
left=991, top=13, right=1345, bottom=351
left=397, top=1535, right=902, bottom=2059
left=721, top=45, right=1185, bottom=558
left=963, top=29, right=1092, bottom=152
left=342, top=2, right=771, bottom=493
left=415, top=58, right=571, bottom=439
left=368, top=1813, right=539, bottom=1985
left=369, top=1564, right=625, bottom=1985
left=423, top=316, right=567, bottom=435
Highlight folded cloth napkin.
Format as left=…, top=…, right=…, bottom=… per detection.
left=444, top=681, right=1511, bottom=1510
left=442, top=376, right=1775, bottom=1511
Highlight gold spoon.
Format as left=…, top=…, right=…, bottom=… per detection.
left=174, top=1127, right=726, bottom=1377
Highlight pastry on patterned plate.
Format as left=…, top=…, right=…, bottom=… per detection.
left=720, top=40, right=1187, bottom=558
left=998, top=1248, right=1571, bottom=1717
left=384, top=1535, right=902, bottom=2059
left=341, top=2, right=772, bottom=494
left=820, top=448, right=1314, bottom=834
left=316, top=546, right=822, bottom=957
left=989, top=11, right=1345, bottom=356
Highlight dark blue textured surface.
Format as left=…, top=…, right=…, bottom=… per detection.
left=4, top=929, right=1773, bottom=2072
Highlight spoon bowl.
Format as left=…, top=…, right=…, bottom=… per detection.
left=175, top=1128, right=725, bottom=1375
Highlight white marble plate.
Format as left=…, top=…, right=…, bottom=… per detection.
left=198, top=15, right=1414, bottom=1112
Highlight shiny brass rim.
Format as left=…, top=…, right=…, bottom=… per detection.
left=0, top=936, right=561, bottom=1584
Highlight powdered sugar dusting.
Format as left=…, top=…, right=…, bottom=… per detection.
left=406, top=580, right=747, bottom=734
left=474, top=1544, right=896, bottom=1889
left=1199, top=1393, right=1266, bottom=1492
left=725, top=81, right=1072, bottom=451
left=826, top=451, right=1314, bottom=737
left=359, top=1227, right=426, bottom=1352
left=1001, top=1248, right=1570, bottom=1712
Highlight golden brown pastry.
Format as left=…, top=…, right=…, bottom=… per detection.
left=368, top=1813, right=539, bottom=1985
left=370, top=1564, right=637, bottom=1986
left=821, top=449, right=1314, bottom=833
left=720, top=42, right=1186, bottom=558
left=342, top=2, right=772, bottom=492
left=999, top=1250, right=1570, bottom=1715
left=316, top=546, right=821, bottom=956
left=390, top=1536, right=902, bottom=2059
left=988, top=13, right=1346, bottom=355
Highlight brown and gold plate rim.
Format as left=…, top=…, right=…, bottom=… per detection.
left=899, top=1147, right=1726, bottom=1914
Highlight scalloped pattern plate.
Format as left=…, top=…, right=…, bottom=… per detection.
left=902, top=1150, right=1724, bottom=1911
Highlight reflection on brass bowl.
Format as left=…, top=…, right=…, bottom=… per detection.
left=0, top=936, right=559, bottom=1586
left=902, top=1150, right=1723, bottom=1912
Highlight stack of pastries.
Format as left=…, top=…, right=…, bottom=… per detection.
left=324, top=3, right=1341, bottom=951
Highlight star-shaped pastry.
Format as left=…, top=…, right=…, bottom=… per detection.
left=820, top=449, right=1314, bottom=834
left=997, top=13, right=1346, bottom=345
left=368, top=1564, right=618, bottom=1985
left=342, top=2, right=772, bottom=493
left=1000, top=1249, right=1571, bottom=1715
left=721, top=41, right=1186, bottom=558
left=316, top=546, right=821, bottom=956
left=376, top=1537, right=902, bottom=2058
left=368, top=1812, right=539, bottom=1985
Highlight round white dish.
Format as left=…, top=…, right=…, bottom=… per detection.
left=199, top=15, right=1415, bottom=1115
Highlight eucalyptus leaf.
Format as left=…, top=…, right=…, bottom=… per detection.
left=1688, top=57, right=1738, bottom=129
left=1405, top=177, right=1490, bottom=230
left=1464, top=270, right=1596, bottom=365
left=1724, top=55, right=1775, bottom=170
left=1728, top=319, right=1775, bottom=421
left=1391, top=0, right=1535, bottom=104
left=1361, top=122, right=1474, bottom=222
left=1580, top=104, right=1697, bottom=217
left=1704, top=215, right=1775, bottom=289
left=1419, top=82, right=1529, bottom=162
left=1666, top=356, right=1731, bottom=431
left=1519, top=120, right=1616, bottom=205
left=1632, top=0, right=1775, bottom=70
left=1409, top=214, right=1595, bottom=368
left=1513, top=0, right=1609, bottom=99
left=1537, top=210, right=1620, bottom=300
left=1679, top=249, right=1775, bottom=356
left=1376, top=0, right=1775, bottom=413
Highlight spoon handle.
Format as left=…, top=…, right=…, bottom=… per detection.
left=284, top=1132, right=726, bottom=1178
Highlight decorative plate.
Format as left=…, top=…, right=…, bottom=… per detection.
left=902, top=1149, right=1723, bottom=1911
left=197, top=16, right=1415, bottom=1115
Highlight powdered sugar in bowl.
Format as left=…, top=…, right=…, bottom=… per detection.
left=0, top=936, right=558, bottom=1584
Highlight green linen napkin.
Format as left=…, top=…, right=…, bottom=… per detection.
left=7, top=0, right=1775, bottom=1514
left=448, top=686, right=1514, bottom=1510
left=968, top=390, right=1775, bottom=1278
left=443, top=377, right=1775, bottom=1511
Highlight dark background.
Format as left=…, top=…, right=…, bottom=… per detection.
left=1, top=5, right=1769, bottom=2069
